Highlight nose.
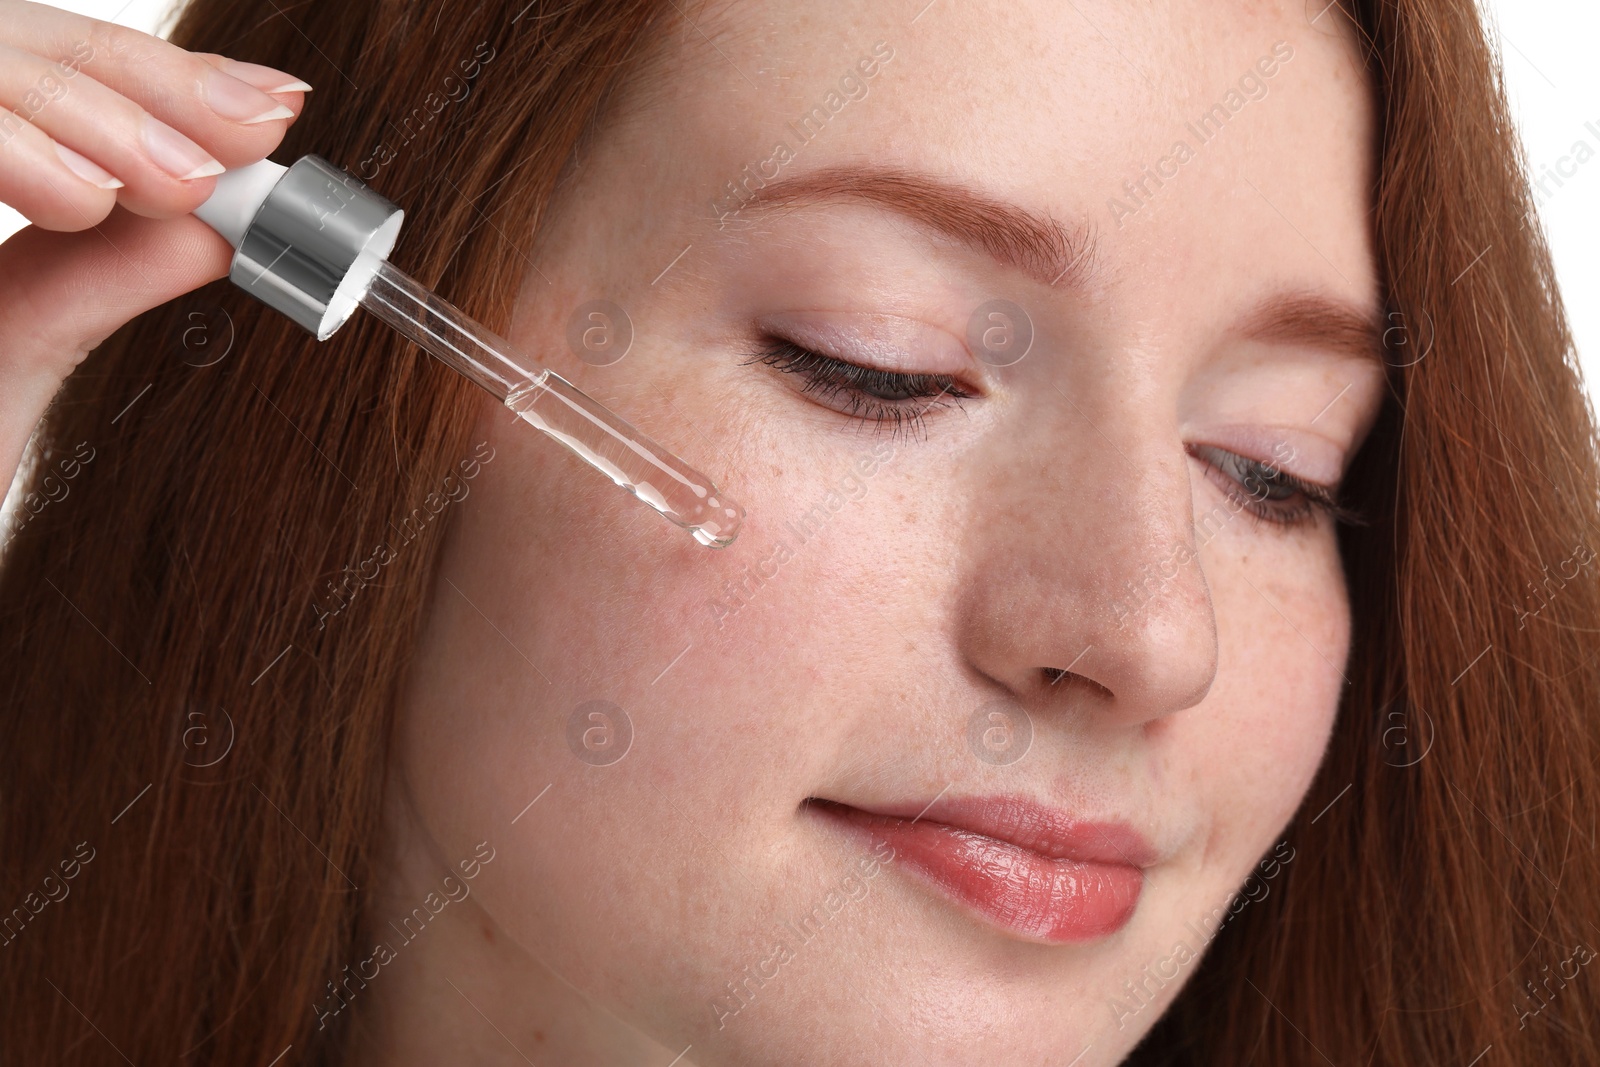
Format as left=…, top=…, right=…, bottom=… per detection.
left=955, top=372, right=1219, bottom=730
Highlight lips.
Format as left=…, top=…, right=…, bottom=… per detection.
left=808, top=795, right=1149, bottom=944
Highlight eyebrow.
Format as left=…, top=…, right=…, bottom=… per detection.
left=1237, top=290, right=1388, bottom=370
left=738, top=163, right=1099, bottom=290
left=739, top=164, right=1386, bottom=369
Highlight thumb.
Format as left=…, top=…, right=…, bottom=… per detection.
left=0, top=209, right=233, bottom=494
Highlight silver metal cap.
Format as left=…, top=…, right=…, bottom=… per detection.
left=229, top=155, right=405, bottom=341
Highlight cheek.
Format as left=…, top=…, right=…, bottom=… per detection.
left=1187, top=523, right=1351, bottom=860
left=388, top=397, right=876, bottom=1006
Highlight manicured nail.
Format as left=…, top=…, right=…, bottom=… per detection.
left=211, top=55, right=313, bottom=94
left=54, top=142, right=124, bottom=189
left=205, top=68, right=296, bottom=124
left=141, top=116, right=225, bottom=181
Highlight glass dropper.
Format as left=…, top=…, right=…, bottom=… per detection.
left=190, top=153, right=742, bottom=548
left=359, top=261, right=742, bottom=546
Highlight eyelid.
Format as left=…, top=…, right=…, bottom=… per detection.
left=743, top=338, right=975, bottom=443
left=754, top=311, right=978, bottom=381
left=1184, top=424, right=1346, bottom=486
left=1188, top=444, right=1358, bottom=529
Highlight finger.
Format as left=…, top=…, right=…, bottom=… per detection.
left=0, top=111, right=122, bottom=231
left=193, top=52, right=314, bottom=100
left=0, top=208, right=233, bottom=486
left=4, top=5, right=307, bottom=168
left=193, top=53, right=311, bottom=134
left=193, top=53, right=310, bottom=131
left=0, top=42, right=234, bottom=218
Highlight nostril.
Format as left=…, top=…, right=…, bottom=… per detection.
left=1042, top=666, right=1112, bottom=698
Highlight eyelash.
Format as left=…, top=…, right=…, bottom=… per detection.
left=743, top=336, right=1366, bottom=531
left=741, top=338, right=975, bottom=442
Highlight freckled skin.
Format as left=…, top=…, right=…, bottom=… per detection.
left=350, top=2, right=1386, bottom=1065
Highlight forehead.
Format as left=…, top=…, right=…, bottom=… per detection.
left=620, top=0, right=1378, bottom=316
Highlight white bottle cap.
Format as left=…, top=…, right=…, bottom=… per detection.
left=192, top=158, right=288, bottom=248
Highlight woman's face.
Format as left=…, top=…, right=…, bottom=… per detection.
left=372, top=1, right=1384, bottom=1063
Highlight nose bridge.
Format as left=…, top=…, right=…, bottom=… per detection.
left=958, top=362, right=1219, bottom=725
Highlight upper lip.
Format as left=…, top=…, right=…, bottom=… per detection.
left=812, top=794, right=1158, bottom=868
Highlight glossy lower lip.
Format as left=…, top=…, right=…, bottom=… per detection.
left=809, top=797, right=1148, bottom=944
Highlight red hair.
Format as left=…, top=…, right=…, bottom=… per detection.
left=1, top=1, right=1595, bottom=1063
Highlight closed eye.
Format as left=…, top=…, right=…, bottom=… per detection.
left=1188, top=443, right=1367, bottom=530
left=741, top=337, right=977, bottom=441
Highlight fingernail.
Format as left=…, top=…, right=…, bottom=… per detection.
left=141, top=116, right=225, bottom=181
left=54, top=142, right=124, bottom=189
left=205, top=68, right=296, bottom=124
left=211, top=56, right=314, bottom=94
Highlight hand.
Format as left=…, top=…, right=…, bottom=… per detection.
left=0, top=0, right=310, bottom=501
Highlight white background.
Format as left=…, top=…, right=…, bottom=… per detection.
left=2, top=0, right=1597, bottom=414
